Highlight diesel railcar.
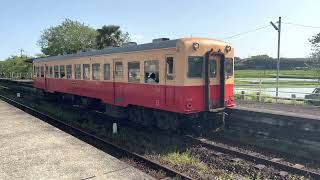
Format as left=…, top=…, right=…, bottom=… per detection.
left=32, top=38, right=234, bottom=129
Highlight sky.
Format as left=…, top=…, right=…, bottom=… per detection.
left=1, top=0, right=320, bottom=60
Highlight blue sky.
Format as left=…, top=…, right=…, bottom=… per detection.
left=1, top=0, right=320, bottom=60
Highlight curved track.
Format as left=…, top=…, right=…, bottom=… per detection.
left=0, top=94, right=192, bottom=180
left=1, top=80, right=319, bottom=179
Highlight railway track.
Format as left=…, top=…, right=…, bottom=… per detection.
left=0, top=94, right=192, bottom=180
left=186, top=135, right=320, bottom=179
left=1, top=83, right=320, bottom=179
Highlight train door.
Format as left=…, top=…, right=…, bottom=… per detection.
left=204, top=52, right=225, bottom=111
left=165, top=56, right=175, bottom=106
left=113, top=59, right=125, bottom=105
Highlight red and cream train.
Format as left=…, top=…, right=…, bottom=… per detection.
left=32, top=38, right=234, bottom=129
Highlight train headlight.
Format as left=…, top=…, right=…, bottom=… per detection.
left=192, top=43, right=200, bottom=50
left=225, top=45, right=231, bottom=53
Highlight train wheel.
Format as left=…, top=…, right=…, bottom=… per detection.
left=142, top=108, right=154, bottom=128
left=128, top=106, right=143, bottom=125
left=153, top=111, right=179, bottom=131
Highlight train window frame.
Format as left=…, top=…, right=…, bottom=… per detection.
left=225, top=58, right=233, bottom=76
left=166, top=57, right=174, bottom=80
left=114, top=62, right=123, bottom=77
left=92, top=63, right=101, bottom=80
left=83, top=64, right=90, bottom=80
left=209, top=60, right=217, bottom=78
left=144, top=60, right=159, bottom=84
left=187, top=56, right=204, bottom=78
left=54, top=65, right=59, bottom=78
left=60, top=65, right=65, bottom=78
left=128, top=61, right=140, bottom=83
left=75, top=64, right=81, bottom=79
left=104, top=63, right=111, bottom=80
left=66, top=65, right=72, bottom=79
left=49, top=66, right=53, bottom=78
left=40, top=66, right=45, bottom=77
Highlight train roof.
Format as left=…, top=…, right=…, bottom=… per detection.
left=32, top=38, right=229, bottom=63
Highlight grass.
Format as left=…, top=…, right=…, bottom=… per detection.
left=234, top=69, right=320, bottom=88
left=235, top=69, right=319, bottom=79
left=162, top=152, right=208, bottom=172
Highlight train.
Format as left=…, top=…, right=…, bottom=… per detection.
left=32, top=37, right=234, bottom=130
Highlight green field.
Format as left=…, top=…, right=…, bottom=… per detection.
left=235, top=69, right=318, bottom=79
left=235, top=70, right=320, bottom=87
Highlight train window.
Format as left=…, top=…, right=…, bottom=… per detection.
left=104, top=64, right=110, bottom=80
left=188, top=56, right=203, bottom=78
left=54, top=66, right=59, bottom=78
left=166, top=57, right=173, bottom=80
left=144, top=60, right=159, bottom=84
left=75, top=64, right=81, bottom=79
left=60, top=65, right=65, bottom=78
left=40, top=66, right=45, bottom=77
left=225, top=58, right=233, bottom=76
left=33, top=66, right=36, bottom=76
left=209, top=60, right=217, bottom=78
left=92, top=63, right=100, bottom=80
left=128, top=62, right=140, bottom=83
left=115, top=62, right=123, bottom=77
left=49, top=66, right=53, bottom=78
left=83, top=64, right=90, bottom=80
left=66, top=65, right=72, bottom=79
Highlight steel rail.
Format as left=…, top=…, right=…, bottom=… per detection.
left=186, top=135, right=320, bottom=179
left=0, top=94, right=193, bottom=180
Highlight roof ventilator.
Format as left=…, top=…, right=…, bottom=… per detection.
left=152, top=38, right=170, bottom=43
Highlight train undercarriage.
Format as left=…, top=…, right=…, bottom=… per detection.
left=39, top=89, right=225, bottom=133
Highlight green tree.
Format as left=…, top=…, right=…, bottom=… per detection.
left=0, top=56, right=32, bottom=78
left=96, top=25, right=130, bottom=49
left=309, top=33, right=320, bottom=83
left=38, top=19, right=97, bottom=56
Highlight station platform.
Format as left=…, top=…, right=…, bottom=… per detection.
left=0, top=99, right=154, bottom=180
left=234, top=99, right=320, bottom=120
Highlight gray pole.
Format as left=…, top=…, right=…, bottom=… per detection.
left=270, top=17, right=282, bottom=102
left=276, top=17, right=281, bottom=102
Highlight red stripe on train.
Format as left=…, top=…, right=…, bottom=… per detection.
left=33, top=78, right=234, bottom=114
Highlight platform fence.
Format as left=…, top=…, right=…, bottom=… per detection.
left=235, top=86, right=320, bottom=106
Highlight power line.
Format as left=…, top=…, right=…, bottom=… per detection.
left=222, top=25, right=271, bottom=39
left=283, top=22, right=320, bottom=29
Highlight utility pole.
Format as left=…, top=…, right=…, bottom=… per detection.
left=270, top=17, right=281, bottom=102
left=19, top=48, right=24, bottom=58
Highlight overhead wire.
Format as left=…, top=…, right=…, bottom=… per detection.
left=283, top=22, right=320, bottom=29
left=222, top=25, right=271, bottom=39
left=221, top=22, right=320, bottom=40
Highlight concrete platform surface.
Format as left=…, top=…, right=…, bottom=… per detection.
left=0, top=100, right=154, bottom=180
left=235, top=99, right=320, bottom=120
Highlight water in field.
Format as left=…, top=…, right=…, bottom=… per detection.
left=237, top=78, right=319, bottom=82
left=235, top=87, right=316, bottom=99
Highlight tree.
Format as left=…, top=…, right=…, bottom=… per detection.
left=0, top=56, right=32, bottom=78
left=38, top=19, right=97, bottom=56
left=95, top=25, right=130, bottom=49
left=309, top=33, right=320, bottom=83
